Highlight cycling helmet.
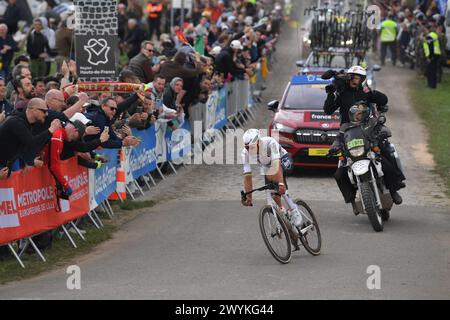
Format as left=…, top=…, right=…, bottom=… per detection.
left=347, top=65, right=367, bottom=82
left=349, top=101, right=370, bottom=124
left=243, top=129, right=260, bottom=146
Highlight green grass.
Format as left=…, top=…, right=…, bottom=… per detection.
left=0, top=200, right=157, bottom=285
left=410, top=73, right=450, bottom=197
left=119, top=200, right=157, bottom=211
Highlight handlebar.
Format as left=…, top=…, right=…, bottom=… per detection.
left=240, top=182, right=279, bottom=202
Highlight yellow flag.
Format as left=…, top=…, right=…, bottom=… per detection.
left=261, top=57, right=269, bottom=80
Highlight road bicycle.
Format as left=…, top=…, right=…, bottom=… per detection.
left=241, top=183, right=321, bottom=264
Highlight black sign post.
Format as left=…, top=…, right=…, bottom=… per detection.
left=74, top=0, right=118, bottom=82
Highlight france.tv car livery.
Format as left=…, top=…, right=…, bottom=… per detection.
left=268, top=75, right=341, bottom=168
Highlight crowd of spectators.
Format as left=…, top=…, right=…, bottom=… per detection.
left=0, top=0, right=284, bottom=184
left=0, top=0, right=287, bottom=255
left=373, top=0, right=447, bottom=86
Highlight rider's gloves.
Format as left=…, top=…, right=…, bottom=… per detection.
left=325, top=84, right=336, bottom=94
left=326, top=146, right=340, bottom=159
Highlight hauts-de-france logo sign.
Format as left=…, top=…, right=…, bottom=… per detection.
left=84, top=38, right=111, bottom=66
left=74, top=0, right=118, bottom=81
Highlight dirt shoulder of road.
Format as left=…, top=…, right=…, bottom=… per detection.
left=374, top=64, right=450, bottom=209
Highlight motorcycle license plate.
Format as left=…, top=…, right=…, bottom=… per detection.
left=347, top=139, right=364, bottom=149
left=308, top=148, right=329, bottom=157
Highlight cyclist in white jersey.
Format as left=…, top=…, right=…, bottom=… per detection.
left=241, top=129, right=302, bottom=227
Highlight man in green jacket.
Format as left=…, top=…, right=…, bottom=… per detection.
left=380, top=14, right=398, bottom=66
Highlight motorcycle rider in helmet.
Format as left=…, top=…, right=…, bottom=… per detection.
left=323, top=66, right=406, bottom=212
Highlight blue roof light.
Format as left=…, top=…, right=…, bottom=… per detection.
left=291, top=75, right=332, bottom=85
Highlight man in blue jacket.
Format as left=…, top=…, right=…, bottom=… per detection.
left=84, top=97, right=139, bottom=149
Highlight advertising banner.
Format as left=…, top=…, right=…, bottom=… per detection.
left=89, top=148, right=118, bottom=211
left=0, top=158, right=89, bottom=245
left=125, top=126, right=158, bottom=181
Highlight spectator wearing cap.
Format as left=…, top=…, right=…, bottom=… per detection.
left=128, top=40, right=160, bottom=84
left=0, top=98, right=62, bottom=180
left=61, top=115, right=111, bottom=170
left=209, top=45, right=222, bottom=59
left=0, top=24, right=18, bottom=79
left=27, top=18, right=51, bottom=78
left=48, top=120, right=86, bottom=197
left=214, top=39, right=246, bottom=79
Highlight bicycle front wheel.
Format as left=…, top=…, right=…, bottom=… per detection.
left=259, top=205, right=292, bottom=264
left=295, top=199, right=322, bottom=256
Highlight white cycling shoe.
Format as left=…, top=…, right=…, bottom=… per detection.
left=290, top=209, right=303, bottom=227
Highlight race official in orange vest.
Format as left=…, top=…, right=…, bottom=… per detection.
left=147, top=0, right=163, bottom=41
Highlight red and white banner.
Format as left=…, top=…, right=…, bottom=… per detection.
left=0, top=158, right=89, bottom=245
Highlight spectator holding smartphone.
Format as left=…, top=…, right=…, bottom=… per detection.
left=84, top=97, right=140, bottom=149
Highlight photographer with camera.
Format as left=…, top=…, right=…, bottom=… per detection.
left=323, top=66, right=388, bottom=124
left=323, top=66, right=405, bottom=209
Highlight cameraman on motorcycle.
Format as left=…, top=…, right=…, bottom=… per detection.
left=323, top=65, right=406, bottom=211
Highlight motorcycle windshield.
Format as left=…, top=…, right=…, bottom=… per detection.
left=343, top=125, right=368, bottom=151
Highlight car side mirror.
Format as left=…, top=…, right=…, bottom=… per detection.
left=372, top=64, right=381, bottom=72
left=267, top=100, right=279, bottom=112
left=296, top=60, right=305, bottom=68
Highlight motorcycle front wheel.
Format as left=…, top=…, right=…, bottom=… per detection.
left=360, top=182, right=384, bottom=232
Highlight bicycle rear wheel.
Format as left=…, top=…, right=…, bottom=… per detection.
left=259, top=205, right=292, bottom=264
left=295, top=199, right=322, bottom=256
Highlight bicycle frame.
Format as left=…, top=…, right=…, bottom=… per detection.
left=265, top=189, right=315, bottom=235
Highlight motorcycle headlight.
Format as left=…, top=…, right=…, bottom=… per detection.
left=366, top=79, right=373, bottom=88
left=273, top=123, right=295, bottom=133
left=349, top=146, right=365, bottom=157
